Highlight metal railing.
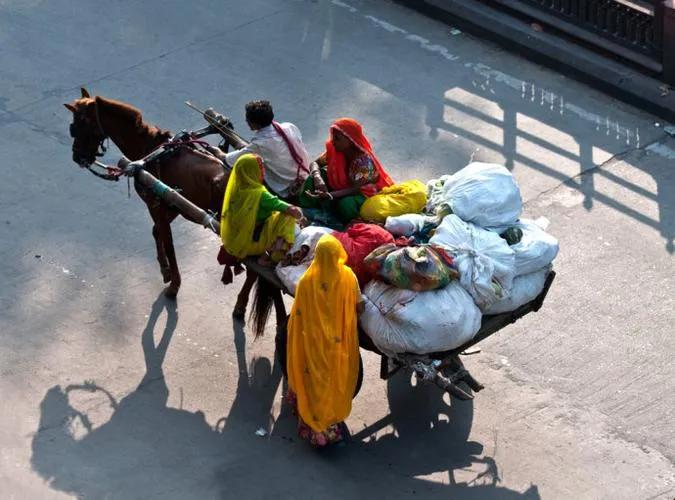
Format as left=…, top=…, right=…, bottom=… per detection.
left=489, top=0, right=675, bottom=81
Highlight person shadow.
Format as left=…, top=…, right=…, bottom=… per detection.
left=31, top=292, right=537, bottom=499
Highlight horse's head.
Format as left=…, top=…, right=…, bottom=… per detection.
left=64, top=88, right=107, bottom=167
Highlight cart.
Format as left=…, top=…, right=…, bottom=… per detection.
left=125, top=163, right=556, bottom=401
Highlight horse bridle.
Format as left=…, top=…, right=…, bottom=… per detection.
left=72, top=99, right=226, bottom=183
left=70, top=99, right=108, bottom=162
left=70, top=99, right=123, bottom=181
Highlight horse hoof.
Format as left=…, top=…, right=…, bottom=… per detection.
left=164, top=285, right=179, bottom=298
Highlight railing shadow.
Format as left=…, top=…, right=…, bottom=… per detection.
left=293, top=1, right=674, bottom=253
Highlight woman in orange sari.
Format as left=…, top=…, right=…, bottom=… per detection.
left=286, top=234, right=364, bottom=446
left=299, top=118, right=394, bottom=223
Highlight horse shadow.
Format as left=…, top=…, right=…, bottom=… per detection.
left=31, top=292, right=537, bottom=499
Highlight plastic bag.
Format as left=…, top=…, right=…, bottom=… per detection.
left=484, top=267, right=549, bottom=314
left=359, top=280, right=482, bottom=356
left=332, top=223, right=394, bottom=285
left=363, top=244, right=458, bottom=291
left=490, top=219, right=559, bottom=276
left=441, top=163, right=522, bottom=227
left=359, top=180, right=427, bottom=223
left=430, top=215, right=515, bottom=310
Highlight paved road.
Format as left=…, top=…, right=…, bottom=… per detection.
left=1, top=0, right=673, bottom=498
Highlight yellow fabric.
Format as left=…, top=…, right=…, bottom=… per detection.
left=359, top=179, right=427, bottom=223
left=287, top=234, right=360, bottom=432
left=245, top=211, right=297, bottom=256
left=220, top=153, right=296, bottom=258
left=220, top=154, right=265, bottom=258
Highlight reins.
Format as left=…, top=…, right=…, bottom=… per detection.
left=83, top=134, right=212, bottom=183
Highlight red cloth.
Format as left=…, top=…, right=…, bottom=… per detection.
left=216, top=246, right=245, bottom=285
left=325, top=118, right=394, bottom=197
left=272, top=121, right=309, bottom=177
left=331, top=223, right=394, bottom=285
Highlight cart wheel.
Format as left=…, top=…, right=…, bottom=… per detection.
left=353, top=354, right=364, bottom=398
left=275, top=318, right=364, bottom=399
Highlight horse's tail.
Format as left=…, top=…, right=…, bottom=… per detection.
left=250, top=277, right=276, bottom=339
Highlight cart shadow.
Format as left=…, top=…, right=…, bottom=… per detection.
left=334, top=373, right=539, bottom=498
left=30, top=293, right=537, bottom=499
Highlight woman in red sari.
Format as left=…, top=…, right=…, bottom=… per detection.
left=299, top=118, right=393, bottom=223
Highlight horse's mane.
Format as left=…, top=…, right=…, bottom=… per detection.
left=96, top=96, right=172, bottom=141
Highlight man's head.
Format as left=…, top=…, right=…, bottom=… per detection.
left=245, top=100, right=274, bottom=130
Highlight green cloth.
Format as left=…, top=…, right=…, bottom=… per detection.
left=335, top=194, right=366, bottom=222
left=299, top=169, right=366, bottom=223
left=257, top=190, right=290, bottom=223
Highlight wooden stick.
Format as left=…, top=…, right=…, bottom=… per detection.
left=184, top=101, right=248, bottom=149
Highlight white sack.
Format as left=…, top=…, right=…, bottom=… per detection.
left=360, top=280, right=482, bottom=356
left=430, top=215, right=515, bottom=310
left=442, top=162, right=522, bottom=227
left=384, top=214, right=426, bottom=236
left=384, top=213, right=437, bottom=237
left=484, top=267, right=549, bottom=314
left=288, top=226, right=333, bottom=257
left=275, top=226, right=332, bottom=295
left=276, top=263, right=308, bottom=295
left=489, top=219, right=559, bottom=276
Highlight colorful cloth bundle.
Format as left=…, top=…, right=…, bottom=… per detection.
left=363, top=244, right=458, bottom=291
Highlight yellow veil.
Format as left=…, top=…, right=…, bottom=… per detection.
left=287, top=234, right=360, bottom=432
left=220, top=154, right=265, bottom=259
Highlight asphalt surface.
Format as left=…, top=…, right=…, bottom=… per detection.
left=0, top=0, right=673, bottom=498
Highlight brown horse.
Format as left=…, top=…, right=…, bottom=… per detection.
left=64, top=88, right=260, bottom=317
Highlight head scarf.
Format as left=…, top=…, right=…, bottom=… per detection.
left=220, top=154, right=265, bottom=258
left=325, top=117, right=394, bottom=197
left=287, top=234, right=361, bottom=432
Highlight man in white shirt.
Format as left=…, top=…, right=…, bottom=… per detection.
left=205, top=100, right=311, bottom=199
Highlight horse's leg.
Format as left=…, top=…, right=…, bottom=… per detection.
left=156, top=207, right=181, bottom=297
left=152, top=224, right=171, bottom=283
left=233, top=268, right=257, bottom=319
left=272, top=289, right=287, bottom=332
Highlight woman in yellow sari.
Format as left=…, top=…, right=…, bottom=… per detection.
left=220, top=154, right=303, bottom=265
left=286, top=234, right=363, bottom=447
